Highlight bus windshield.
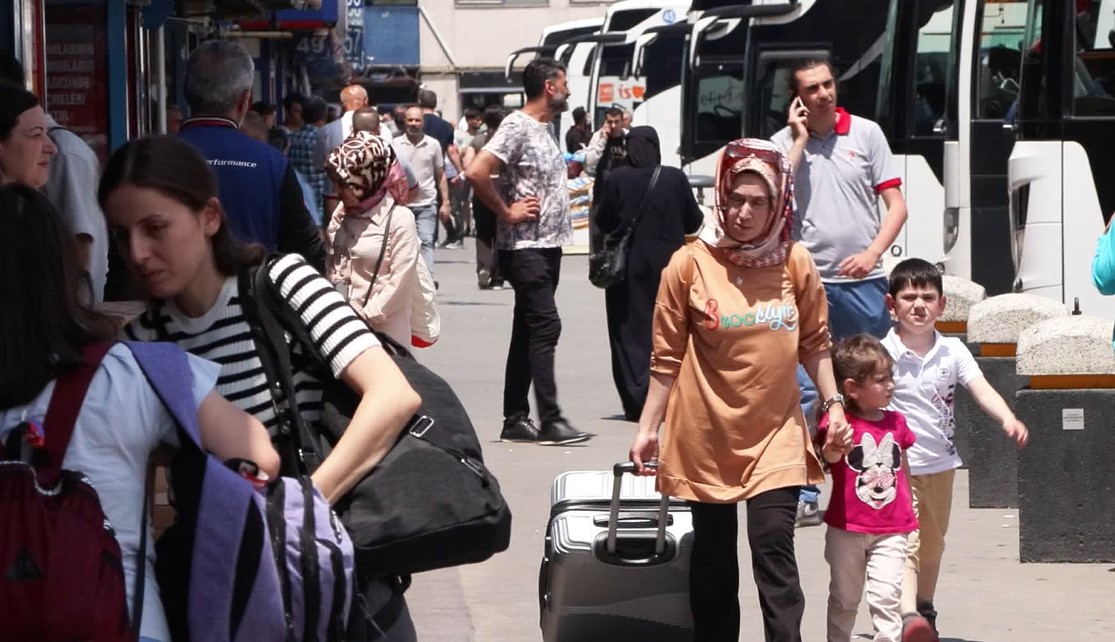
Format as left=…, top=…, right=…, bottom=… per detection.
left=642, top=30, right=687, bottom=100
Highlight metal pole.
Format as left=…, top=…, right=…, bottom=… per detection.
left=156, top=25, right=167, bottom=134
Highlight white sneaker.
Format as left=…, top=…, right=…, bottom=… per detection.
left=795, top=500, right=822, bottom=528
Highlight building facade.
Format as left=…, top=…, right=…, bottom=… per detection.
left=415, top=0, right=611, bottom=122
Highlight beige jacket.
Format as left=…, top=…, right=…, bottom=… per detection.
left=326, top=195, right=419, bottom=347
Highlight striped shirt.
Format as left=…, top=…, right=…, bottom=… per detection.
left=123, top=254, right=379, bottom=434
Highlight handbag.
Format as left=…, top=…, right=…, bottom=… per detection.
left=242, top=256, right=512, bottom=579
left=589, top=165, right=661, bottom=289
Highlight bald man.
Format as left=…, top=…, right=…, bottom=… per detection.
left=321, top=84, right=370, bottom=213
left=350, top=106, right=381, bottom=136
left=351, top=106, right=421, bottom=205
left=321, top=83, right=369, bottom=154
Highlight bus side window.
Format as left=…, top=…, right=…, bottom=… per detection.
left=695, top=67, right=744, bottom=144
left=974, top=0, right=1029, bottom=121
left=1071, top=0, right=1115, bottom=116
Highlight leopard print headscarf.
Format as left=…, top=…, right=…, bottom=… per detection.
left=326, top=131, right=395, bottom=204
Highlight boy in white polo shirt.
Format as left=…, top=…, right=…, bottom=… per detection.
left=882, top=258, right=1030, bottom=642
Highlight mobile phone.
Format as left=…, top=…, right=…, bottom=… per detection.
left=792, top=96, right=804, bottom=111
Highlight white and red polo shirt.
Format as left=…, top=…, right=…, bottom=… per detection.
left=772, top=108, right=902, bottom=282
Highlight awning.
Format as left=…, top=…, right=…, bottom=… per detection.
left=238, top=0, right=339, bottom=30
left=460, top=70, right=522, bottom=94
left=179, top=1, right=324, bottom=20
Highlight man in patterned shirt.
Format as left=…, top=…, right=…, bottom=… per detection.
left=466, top=59, right=592, bottom=446
left=289, top=95, right=328, bottom=223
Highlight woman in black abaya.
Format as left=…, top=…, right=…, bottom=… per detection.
left=595, top=126, right=705, bottom=420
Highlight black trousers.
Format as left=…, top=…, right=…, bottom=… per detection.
left=500, top=247, right=563, bottom=425
left=689, top=486, right=804, bottom=642
left=472, top=197, right=501, bottom=283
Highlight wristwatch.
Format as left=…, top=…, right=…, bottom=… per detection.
left=820, top=394, right=845, bottom=414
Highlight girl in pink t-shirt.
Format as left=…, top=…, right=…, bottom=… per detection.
left=817, top=335, right=920, bottom=642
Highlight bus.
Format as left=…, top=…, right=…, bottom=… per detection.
left=504, top=19, right=606, bottom=148
left=1008, top=0, right=1115, bottom=316
left=630, top=22, right=691, bottom=167
left=921, top=0, right=1029, bottom=294
left=503, top=17, right=604, bottom=78
left=556, top=32, right=626, bottom=145
left=682, top=1, right=932, bottom=260
left=587, top=0, right=692, bottom=128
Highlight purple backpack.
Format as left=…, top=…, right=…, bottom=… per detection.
left=128, top=342, right=355, bottom=642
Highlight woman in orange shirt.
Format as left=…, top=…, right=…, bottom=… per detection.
left=630, top=139, right=851, bottom=642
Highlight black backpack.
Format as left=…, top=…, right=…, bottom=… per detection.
left=241, top=256, right=512, bottom=579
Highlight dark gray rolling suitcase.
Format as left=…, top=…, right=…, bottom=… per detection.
left=539, top=462, right=694, bottom=642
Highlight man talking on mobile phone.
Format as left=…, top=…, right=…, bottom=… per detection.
left=771, top=56, right=909, bottom=528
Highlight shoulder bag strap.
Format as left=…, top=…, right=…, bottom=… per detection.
left=361, top=205, right=395, bottom=308
left=40, top=341, right=113, bottom=486
left=610, top=166, right=662, bottom=246
left=240, top=260, right=318, bottom=476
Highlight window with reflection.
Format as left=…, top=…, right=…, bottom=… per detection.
left=912, top=1, right=958, bottom=135
left=975, top=0, right=1029, bottom=120
left=1071, top=0, right=1115, bottom=116
left=694, top=65, right=745, bottom=143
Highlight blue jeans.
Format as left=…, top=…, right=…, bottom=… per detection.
left=823, top=276, right=892, bottom=340
left=799, top=277, right=891, bottom=505
left=411, top=203, right=438, bottom=277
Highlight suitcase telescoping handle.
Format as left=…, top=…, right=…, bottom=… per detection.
left=608, top=462, right=668, bottom=557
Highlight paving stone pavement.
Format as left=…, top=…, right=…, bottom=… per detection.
left=405, top=242, right=1113, bottom=642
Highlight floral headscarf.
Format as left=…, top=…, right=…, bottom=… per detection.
left=698, top=138, right=795, bottom=269
left=325, top=131, right=408, bottom=214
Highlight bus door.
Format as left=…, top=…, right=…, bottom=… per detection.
left=557, top=35, right=622, bottom=144
left=632, top=22, right=690, bottom=166
left=956, top=0, right=1030, bottom=294
left=683, top=10, right=746, bottom=174
left=1012, top=0, right=1115, bottom=314
left=682, top=3, right=798, bottom=174
left=877, top=0, right=959, bottom=271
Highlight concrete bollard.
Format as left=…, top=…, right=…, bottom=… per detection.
left=1015, top=315, right=1115, bottom=562
left=959, top=294, right=1068, bottom=508
left=935, top=275, right=987, bottom=336
left=934, top=276, right=986, bottom=466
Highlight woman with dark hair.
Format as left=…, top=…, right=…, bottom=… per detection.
left=0, top=79, right=57, bottom=188
left=0, top=183, right=277, bottom=642
left=100, top=135, right=422, bottom=641
left=594, top=126, right=704, bottom=420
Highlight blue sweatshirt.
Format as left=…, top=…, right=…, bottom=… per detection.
left=179, top=117, right=324, bottom=269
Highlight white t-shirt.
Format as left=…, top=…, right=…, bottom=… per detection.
left=43, top=115, right=109, bottom=303
left=0, top=343, right=220, bottom=642
left=882, top=328, right=983, bottom=476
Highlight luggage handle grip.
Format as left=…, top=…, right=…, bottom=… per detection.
left=608, top=461, right=668, bottom=557
left=592, top=513, right=674, bottom=529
